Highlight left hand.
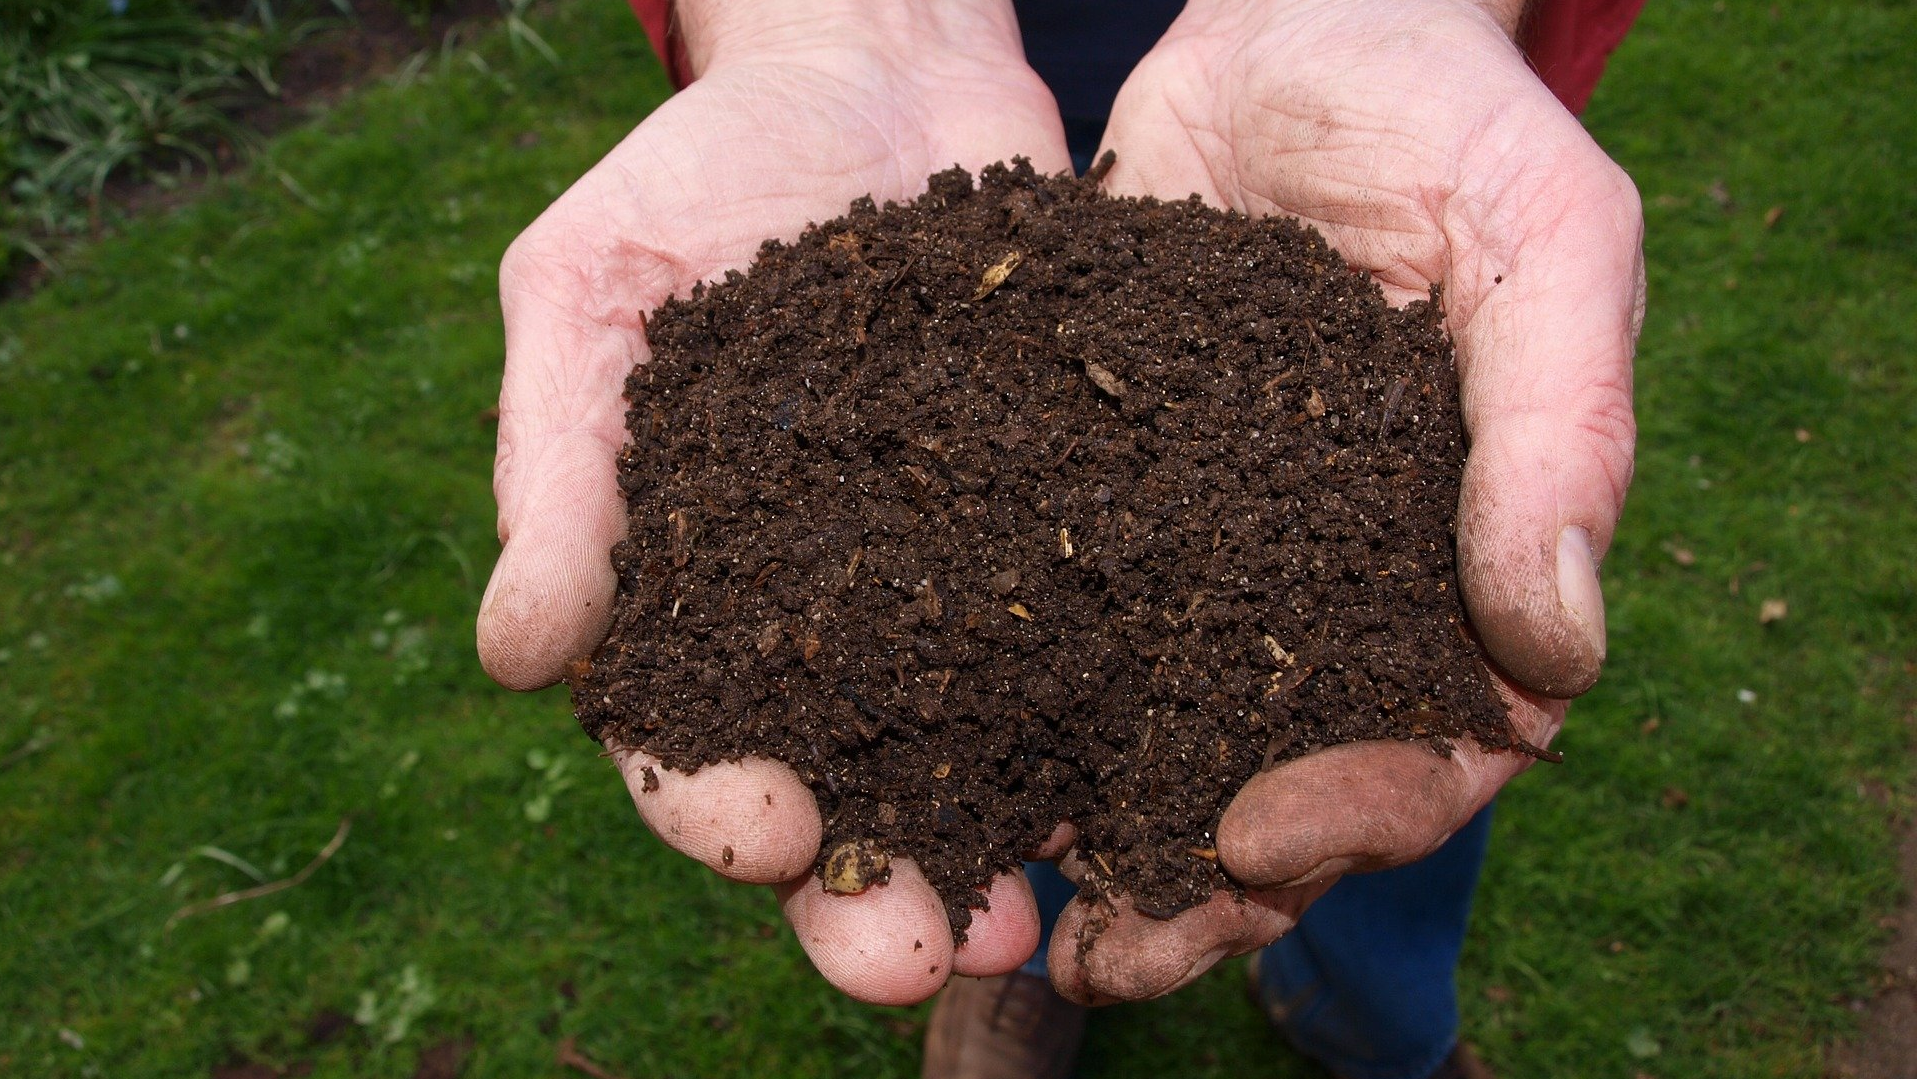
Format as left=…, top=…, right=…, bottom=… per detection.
left=1046, top=0, right=1643, bottom=1003
left=476, top=0, right=1074, bottom=1005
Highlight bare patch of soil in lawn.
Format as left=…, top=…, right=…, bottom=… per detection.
left=1828, top=700, right=1917, bottom=1079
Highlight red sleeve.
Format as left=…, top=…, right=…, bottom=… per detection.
left=1519, top=0, right=1646, bottom=114
left=629, top=0, right=693, bottom=89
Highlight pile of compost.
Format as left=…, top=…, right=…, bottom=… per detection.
left=571, top=156, right=1514, bottom=934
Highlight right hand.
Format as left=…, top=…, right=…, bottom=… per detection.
left=476, top=0, right=1072, bottom=1005
left=1037, top=0, right=1641, bottom=1004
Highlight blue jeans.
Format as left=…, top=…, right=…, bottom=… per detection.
left=1022, top=805, right=1495, bottom=1079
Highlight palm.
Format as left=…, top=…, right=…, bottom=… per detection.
left=480, top=47, right=1070, bottom=1005
left=1107, top=3, right=1636, bottom=302
left=491, top=58, right=1069, bottom=576
left=1036, top=0, right=1643, bottom=1003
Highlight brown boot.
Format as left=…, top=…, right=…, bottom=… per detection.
left=922, top=972, right=1088, bottom=1079
left=1428, top=1042, right=1497, bottom=1079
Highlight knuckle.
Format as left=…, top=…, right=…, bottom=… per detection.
left=1576, top=393, right=1638, bottom=508
left=498, top=225, right=552, bottom=289
left=1598, top=158, right=1644, bottom=229
left=1564, top=152, right=1643, bottom=250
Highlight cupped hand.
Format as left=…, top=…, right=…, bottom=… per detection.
left=475, top=0, right=1071, bottom=1005
left=1047, top=0, right=1643, bottom=1003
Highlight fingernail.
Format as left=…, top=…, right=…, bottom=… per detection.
left=1556, top=526, right=1607, bottom=664
left=1275, top=855, right=1353, bottom=890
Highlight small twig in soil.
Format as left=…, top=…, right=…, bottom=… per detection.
left=751, top=560, right=783, bottom=589
left=1164, top=591, right=1209, bottom=627
left=1378, top=376, right=1411, bottom=438
left=165, top=818, right=350, bottom=932
left=1261, top=729, right=1299, bottom=771
left=1510, top=737, right=1565, bottom=764
left=837, top=681, right=904, bottom=730
left=597, top=737, right=641, bottom=759
left=1260, top=368, right=1302, bottom=395
left=853, top=252, right=923, bottom=332
left=1084, top=149, right=1117, bottom=186
left=1045, top=435, right=1081, bottom=471
left=884, top=253, right=921, bottom=294
left=666, top=509, right=694, bottom=568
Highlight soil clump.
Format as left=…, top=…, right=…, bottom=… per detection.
left=572, top=156, right=1516, bottom=934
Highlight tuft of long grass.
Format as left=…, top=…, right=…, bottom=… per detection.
left=0, top=7, right=287, bottom=271
left=0, top=1, right=550, bottom=278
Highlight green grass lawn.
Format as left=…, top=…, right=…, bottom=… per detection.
left=2, top=1, right=1912, bottom=1076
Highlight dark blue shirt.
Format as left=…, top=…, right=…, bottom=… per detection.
left=1014, top=0, right=1184, bottom=168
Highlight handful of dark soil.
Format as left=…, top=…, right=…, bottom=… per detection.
left=572, top=156, right=1516, bottom=934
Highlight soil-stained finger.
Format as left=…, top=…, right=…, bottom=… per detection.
left=476, top=427, right=625, bottom=692
left=778, top=857, right=955, bottom=1006
left=950, top=872, right=1041, bottom=978
left=613, top=748, right=820, bottom=884
left=1217, top=687, right=1561, bottom=889
left=1045, top=886, right=1325, bottom=1005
